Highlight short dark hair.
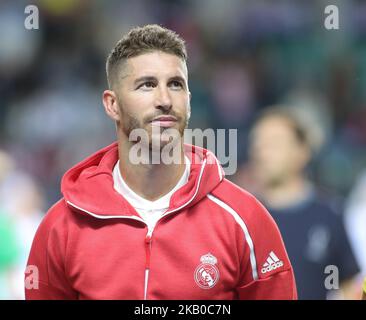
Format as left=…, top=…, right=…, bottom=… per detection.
left=253, top=107, right=310, bottom=147
left=106, top=24, right=188, bottom=88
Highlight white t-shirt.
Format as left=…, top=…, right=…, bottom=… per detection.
left=113, top=157, right=191, bottom=232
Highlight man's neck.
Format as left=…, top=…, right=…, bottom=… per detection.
left=118, top=139, right=187, bottom=202
left=261, top=176, right=310, bottom=210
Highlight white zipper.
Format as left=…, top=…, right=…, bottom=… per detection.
left=144, top=231, right=152, bottom=300
left=66, top=201, right=146, bottom=223
left=143, top=269, right=150, bottom=300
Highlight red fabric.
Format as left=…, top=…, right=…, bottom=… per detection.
left=25, top=142, right=297, bottom=300
left=238, top=270, right=297, bottom=300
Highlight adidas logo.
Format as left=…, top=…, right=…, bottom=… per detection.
left=261, top=251, right=284, bottom=274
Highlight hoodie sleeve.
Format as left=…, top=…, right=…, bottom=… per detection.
left=235, top=196, right=297, bottom=300
left=25, top=200, right=78, bottom=300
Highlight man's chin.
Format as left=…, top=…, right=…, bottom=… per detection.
left=149, top=135, right=182, bottom=151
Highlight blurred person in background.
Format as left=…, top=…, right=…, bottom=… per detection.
left=0, top=210, right=19, bottom=299
left=0, top=150, right=19, bottom=299
left=0, top=150, right=44, bottom=299
left=244, top=107, right=359, bottom=299
left=1, top=172, right=44, bottom=299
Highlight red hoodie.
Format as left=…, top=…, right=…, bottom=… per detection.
left=25, top=142, right=297, bottom=300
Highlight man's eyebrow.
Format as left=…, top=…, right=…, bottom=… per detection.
left=133, top=76, right=157, bottom=85
left=133, top=75, right=187, bottom=86
left=169, top=76, right=187, bottom=84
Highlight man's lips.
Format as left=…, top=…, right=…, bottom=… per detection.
left=150, top=116, right=178, bottom=127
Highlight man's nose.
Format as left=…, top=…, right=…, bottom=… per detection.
left=155, top=86, right=172, bottom=112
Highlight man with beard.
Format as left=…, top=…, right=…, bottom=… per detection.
left=25, top=25, right=296, bottom=300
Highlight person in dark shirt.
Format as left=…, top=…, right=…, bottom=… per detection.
left=246, top=107, right=360, bottom=299
left=267, top=192, right=358, bottom=299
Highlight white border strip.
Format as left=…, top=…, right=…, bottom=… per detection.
left=207, top=193, right=258, bottom=281
left=215, top=155, right=223, bottom=182
left=160, top=158, right=207, bottom=219
left=66, top=200, right=145, bottom=223
left=206, top=151, right=223, bottom=182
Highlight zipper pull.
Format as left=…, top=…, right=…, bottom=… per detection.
left=145, top=233, right=152, bottom=269
left=145, top=234, right=152, bottom=244
left=146, top=227, right=153, bottom=238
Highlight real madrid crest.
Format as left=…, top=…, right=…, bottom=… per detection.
left=194, top=253, right=220, bottom=289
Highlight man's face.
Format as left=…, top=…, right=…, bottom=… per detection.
left=113, top=51, right=191, bottom=150
left=249, top=116, right=309, bottom=187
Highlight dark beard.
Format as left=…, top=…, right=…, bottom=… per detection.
left=121, top=110, right=188, bottom=146
left=120, top=109, right=142, bottom=138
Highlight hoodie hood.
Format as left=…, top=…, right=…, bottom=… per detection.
left=61, top=142, right=225, bottom=218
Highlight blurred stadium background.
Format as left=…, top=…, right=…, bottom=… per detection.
left=0, top=0, right=366, bottom=299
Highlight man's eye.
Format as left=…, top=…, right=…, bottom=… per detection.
left=170, top=81, right=183, bottom=89
left=139, top=82, right=155, bottom=89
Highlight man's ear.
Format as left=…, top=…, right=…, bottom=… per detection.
left=102, top=90, right=120, bottom=121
